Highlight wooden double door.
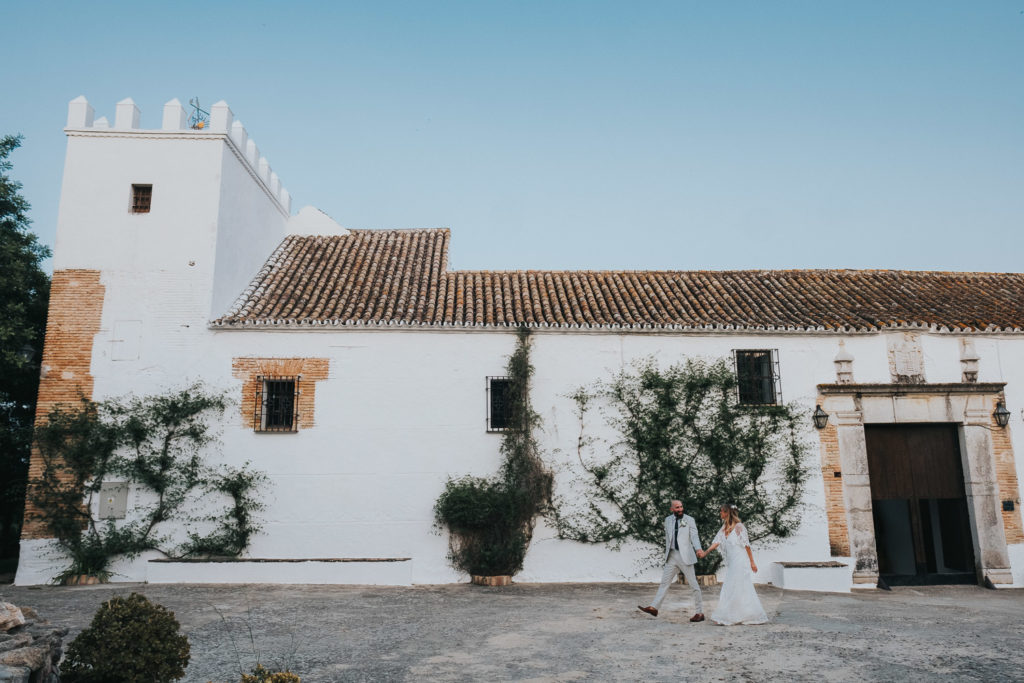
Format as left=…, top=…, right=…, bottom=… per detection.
left=865, top=424, right=977, bottom=585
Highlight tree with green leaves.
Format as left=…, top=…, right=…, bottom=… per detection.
left=0, top=134, right=50, bottom=566
left=552, top=357, right=810, bottom=574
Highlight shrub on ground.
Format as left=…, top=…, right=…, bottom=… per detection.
left=61, top=592, right=190, bottom=683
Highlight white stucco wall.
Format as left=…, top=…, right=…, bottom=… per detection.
left=210, top=143, right=288, bottom=318
left=20, top=315, right=1024, bottom=586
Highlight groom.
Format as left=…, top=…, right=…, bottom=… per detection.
left=638, top=499, right=706, bottom=622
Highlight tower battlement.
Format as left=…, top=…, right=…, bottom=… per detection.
left=65, top=96, right=291, bottom=214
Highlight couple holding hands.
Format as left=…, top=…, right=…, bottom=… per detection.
left=638, top=500, right=768, bottom=626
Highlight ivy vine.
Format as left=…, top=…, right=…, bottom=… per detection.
left=434, top=327, right=553, bottom=577
left=29, top=383, right=267, bottom=582
left=552, top=357, right=810, bottom=574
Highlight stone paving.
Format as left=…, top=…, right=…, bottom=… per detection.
left=1, top=582, right=1022, bottom=682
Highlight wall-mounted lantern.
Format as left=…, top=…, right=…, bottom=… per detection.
left=18, top=344, right=35, bottom=364
left=813, top=405, right=830, bottom=429
left=994, top=402, right=1011, bottom=428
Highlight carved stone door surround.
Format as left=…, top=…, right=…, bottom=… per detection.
left=817, top=382, right=1015, bottom=587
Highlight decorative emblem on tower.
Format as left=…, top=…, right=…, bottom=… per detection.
left=188, top=97, right=209, bottom=130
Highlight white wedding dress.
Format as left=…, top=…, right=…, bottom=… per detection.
left=710, top=523, right=768, bottom=625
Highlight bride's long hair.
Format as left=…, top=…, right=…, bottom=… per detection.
left=720, top=504, right=742, bottom=528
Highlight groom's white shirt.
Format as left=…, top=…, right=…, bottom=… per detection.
left=664, top=513, right=701, bottom=565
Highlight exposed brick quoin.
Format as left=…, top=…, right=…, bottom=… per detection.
left=816, top=400, right=850, bottom=557
left=991, top=396, right=1024, bottom=544
left=232, top=358, right=330, bottom=430
left=215, top=229, right=1024, bottom=331
left=22, top=269, right=105, bottom=540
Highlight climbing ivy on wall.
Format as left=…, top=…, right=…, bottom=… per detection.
left=552, top=357, right=810, bottom=574
left=434, top=327, right=554, bottom=577
left=29, top=383, right=267, bottom=582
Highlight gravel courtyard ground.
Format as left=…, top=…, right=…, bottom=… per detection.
left=2, top=581, right=1022, bottom=682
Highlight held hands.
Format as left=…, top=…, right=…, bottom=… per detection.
left=696, top=549, right=706, bottom=559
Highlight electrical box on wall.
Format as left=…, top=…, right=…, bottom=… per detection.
left=99, top=482, right=129, bottom=519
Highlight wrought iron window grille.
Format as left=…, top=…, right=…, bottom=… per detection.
left=733, top=349, right=782, bottom=406
left=486, top=376, right=513, bottom=432
left=131, top=184, right=152, bottom=213
left=254, top=375, right=300, bottom=432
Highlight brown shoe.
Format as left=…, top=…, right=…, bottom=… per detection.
left=689, top=613, right=705, bottom=622
left=638, top=606, right=658, bottom=617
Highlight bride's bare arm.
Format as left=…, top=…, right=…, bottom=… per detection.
left=745, top=545, right=758, bottom=573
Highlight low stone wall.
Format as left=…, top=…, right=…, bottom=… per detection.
left=0, top=602, right=67, bottom=683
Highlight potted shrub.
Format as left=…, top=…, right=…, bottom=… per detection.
left=434, top=328, right=552, bottom=585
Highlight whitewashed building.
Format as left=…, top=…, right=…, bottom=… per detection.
left=16, top=97, right=1024, bottom=591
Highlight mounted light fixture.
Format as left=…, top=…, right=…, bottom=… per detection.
left=18, top=344, right=35, bottom=364
left=813, top=405, right=829, bottom=429
left=994, top=402, right=1011, bottom=428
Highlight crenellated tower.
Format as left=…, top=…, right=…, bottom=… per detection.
left=57, top=95, right=292, bottom=318
left=19, top=96, right=294, bottom=548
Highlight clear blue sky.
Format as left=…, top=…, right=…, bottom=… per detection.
left=5, top=1, right=1023, bottom=273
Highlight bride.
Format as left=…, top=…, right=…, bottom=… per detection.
left=702, top=504, right=768, bottom=625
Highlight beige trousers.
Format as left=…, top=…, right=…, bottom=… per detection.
left=651, top=549, right=704, bottom=613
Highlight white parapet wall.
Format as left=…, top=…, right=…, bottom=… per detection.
left=774, top=561, right=853, bottom=593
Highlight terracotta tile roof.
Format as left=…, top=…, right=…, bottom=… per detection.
left=214, top=229, right=1024, bottom=332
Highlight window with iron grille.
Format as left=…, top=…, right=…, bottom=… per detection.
left=733, top=349, right=781, bottom=405
left=254, top=376, right=300, bottom=432
left=131, top=184, right=152, bottom=213
left=487, top=377, right=513, bottom=432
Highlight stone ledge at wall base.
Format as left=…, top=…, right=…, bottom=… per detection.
left=774, top=561, right=852, bottom=593
left=471, top=575, right=512, bottom=586
left=0, top=605, right=66, bottom=683
left=694, top=574, right=718, bottom=587
left=147, top=557, right=413, bottom=585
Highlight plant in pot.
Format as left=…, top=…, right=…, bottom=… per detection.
left=54, top=530, right=115, bottom=585
left=434, top=328, right=552, bottom=585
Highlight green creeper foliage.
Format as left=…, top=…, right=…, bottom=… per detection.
left=61, top=593, right=191, bottom=683
left=29, top=384, right=268, bottom=580
left=434, top=327, right=553, bottom=577
left=553, top=357, right=810, bottom=573
left=0, top=133, right=50, bottom=561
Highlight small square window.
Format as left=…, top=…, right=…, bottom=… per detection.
left=254, top=375, right=299, bottom=432
left=487, top=377, right=513, bottom=432
left=734, top=349, right=781, bottom=405
left=131, top=184, right=152, bottom=213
